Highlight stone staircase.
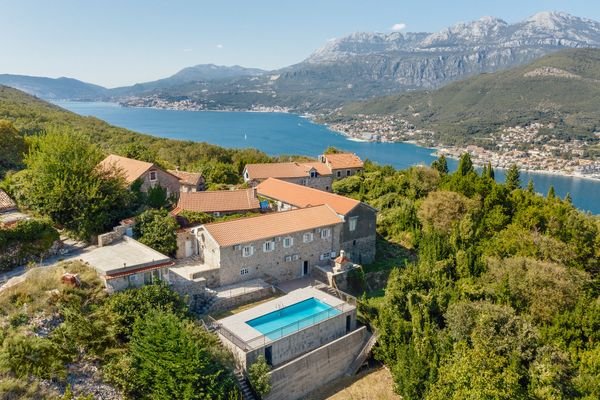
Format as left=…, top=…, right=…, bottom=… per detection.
left=346, top=330, right=379, bottom=376
left=234, top=369, right=257, bottom=400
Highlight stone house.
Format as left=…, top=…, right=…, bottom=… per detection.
left=189, top=205, right=343, bottom=286
left=79, top=234, right=174, bottom=293
left=167, top=169, right=205, bottom=192
left=243, top=162, right=333, bottom=191
left=319, top=152, right=364, bottom=180
left=257, top=178, right=377, bottom=264
left=98, top=154, right=181, bottom=196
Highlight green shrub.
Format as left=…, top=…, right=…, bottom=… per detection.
left=248, top=355, right=272, bottom=398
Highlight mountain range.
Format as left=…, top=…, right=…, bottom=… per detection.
left=1, top=11, right=600, bottom=111
left=333, top=48, right=600, bottom=148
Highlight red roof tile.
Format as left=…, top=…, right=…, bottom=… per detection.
left=174, top=189, right=260, bottom=214
left=257, top=178, right=360, bottom=215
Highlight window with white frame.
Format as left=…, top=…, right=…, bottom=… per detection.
left=303, top=232, right=314, bottom=243
left=320, top=228, right=331, bottom=239
left=263, top=240, right=275, bottom=252
left=349, top=216, right=358, bottom=232
left=320, top=252, right=332, bottom=260
left=310, top=170, right=317, bottom=178
left=240, top=267, right=249, bottom=276
left=283, top=237, right=293, bottom=248
left=242, top=245, right=253, bottom=257
left=285, top=255, right=292, bottom=262
left=149, top=171, right=157, bottom=181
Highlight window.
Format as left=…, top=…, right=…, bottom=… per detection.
left=285, top=255, right=292, bottom=262
left=149, top=171, right=157, bottom=181
left=292, top=254, right=299, bottom=261
left=346, top=170, right=351, bottom=176
left=263, top=241, right=275, bottom=252
left=310, top=170, right=317, bottom=178
left=242, top=245, right=253, bottom=257
left=349, top=216, right=358, bottom=232
left=337, top=171, right=341, bottom=178
left=303, top=232, right=314, bottom=243
left=301, top=179, right=308, bottom=186
left=330, top=251, right=337, bottom=258
left=240, top=267, right=249, bottom=276
left=234, top=245, right=241, bottom=251
left=283, top=237, right=293, bottom=248
left=320, top=252, right=332, bottom=260
left=321, top=228, right=331, bottom=239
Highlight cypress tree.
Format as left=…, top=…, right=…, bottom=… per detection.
left=547, top=185, right=556, bottom=199
left=565, top=192, right=572, bottom=203
left=457, top=153, right=474, bottom=176
left=526, top=179, right=535, bottom=193
left=431, top=155, right=449, bottom=175
left=505, top=164, right=521, bottom=191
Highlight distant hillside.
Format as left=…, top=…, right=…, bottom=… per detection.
left=0, top=74, right=108, bottom=100
left=334, top=49, right=600, bottom=144
left=109, top=64, right=266, bottom=96
left=0, top=86, right=272, bottom=174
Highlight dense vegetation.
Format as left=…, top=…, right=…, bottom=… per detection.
left=335, top=155, right=600, bottom=399
left=0, top=218, right=59, bottom=270
left=334, top=49, right=600, bottom=150
left=0, top=263, right=239, bottom=399
left=0, top=85, right=278, bottom=186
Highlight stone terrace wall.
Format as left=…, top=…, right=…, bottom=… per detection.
left=265, top=326, right=368, bottom=400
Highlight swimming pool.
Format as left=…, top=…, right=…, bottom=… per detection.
left=246, top=297, right=341, bottom=340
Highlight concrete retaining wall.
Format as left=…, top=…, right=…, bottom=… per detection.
left=265, top=326, right=368, bottom=400
left=208, top=285, right=275, bottom=314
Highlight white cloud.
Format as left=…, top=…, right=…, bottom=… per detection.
left=391, top=22, right=407, bottom=32
left=216, top=44, right=223, bottom=49
left=183, top=48, right=193, bottom=52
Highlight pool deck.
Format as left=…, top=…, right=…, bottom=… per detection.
left=218, top=286, right=353, bottom=343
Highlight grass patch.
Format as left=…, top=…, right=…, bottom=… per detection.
left=364, top=237, right=414, bottom=273
left=209, top=294, right=282, bottom=320
left=306, top=367, right=400, bottom=400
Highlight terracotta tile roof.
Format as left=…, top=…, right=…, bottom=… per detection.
left=244, top=162, right=332, bottom=180
left=173, top=189, right=260, bottom=215
left=323, top=153, right=364, bottom=169
left=257, top=178, right=360, bottom=215
left=203, top=204, right=342, bottom=247
left=167, top=169, right=204, bottom=186
left=98, top=154, right=154, bottom=184
left=0, top=190, right=17, bottom=212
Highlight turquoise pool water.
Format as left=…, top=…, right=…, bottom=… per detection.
left=246, top=297, right=341, bottom=340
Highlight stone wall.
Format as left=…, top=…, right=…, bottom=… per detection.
left=264, top=326, right=368, bottom=400
left=207, top=285, right=275, bottom=315
left=340, top=203, right=377, bottom=264
left=205, top=223, right=342, bottom=287
left=139, top=168, right=181, bottom=196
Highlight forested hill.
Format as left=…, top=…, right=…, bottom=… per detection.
left=0, top=86, right=274, bottom=183
left=335, top=49, right=600, bottom=144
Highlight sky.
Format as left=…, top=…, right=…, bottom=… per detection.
left=1, top=0, right=598, bottom=87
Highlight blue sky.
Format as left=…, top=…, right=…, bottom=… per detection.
left=1, top=0, right=598, bottom=87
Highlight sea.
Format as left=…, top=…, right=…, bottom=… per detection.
left=54, top=101, right=600, bottom=214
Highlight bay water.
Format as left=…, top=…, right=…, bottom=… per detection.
left=55, top=101, right=599, bottom=214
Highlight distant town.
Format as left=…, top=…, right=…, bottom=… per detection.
left=324, top=115, right=600, bottom=180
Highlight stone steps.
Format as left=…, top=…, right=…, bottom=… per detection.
left=234, top=369, right=257, bottom=400
left=346, top=330, right=379, bottom=376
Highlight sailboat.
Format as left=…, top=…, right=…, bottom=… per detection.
left=244, top=132, right=247, bottom=140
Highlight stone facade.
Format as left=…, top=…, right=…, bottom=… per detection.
left=104, top=266, right=169, bottom=292
left=339, top=203, right=377, bottom=264
left=197, top=223, right=342, bottom=286
left=136, top=167, right=181, bottom=197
